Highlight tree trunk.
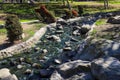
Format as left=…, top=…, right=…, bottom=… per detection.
left=104, top=0, right=108, bottom=9
left=66, top=0, right=72, bottom=10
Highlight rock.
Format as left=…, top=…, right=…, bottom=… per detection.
left=57, top=60, right=91, bottom=78
left=70, top=37, right=79, bottom=42
left=73, top=26, right=81, bottom=31
left=32, top=63, right=41, bottom=69
left=67, top=51, right=77, bottom=58
left=40, top=69, right=53, bottom=77
left=42, top=49, right=48, bottom=54
left=19, top=57, right=24, bottom=63
left=56, top=24, right=63, bottom=30
left=9, top=60, right=18, bottom=66
left=47, top=35, right=61, bottom=42
left=63, top=47, right=72, bottom=51
left=74, top=39, right=120, bottom=61
left=71, top=22, right=80, bottom=26
left=107, top=16, right=120, bottom=24
left=55, top=30, right=64, bottom=34
left=54, top=59, right=61, bottom=64
left=34, top=47, right=40, bottom=52
left=56, top=18, right=68, bottom=25
left=52, top=35, right=61, bottom=42
left=65, top=41, right=71, bottom=47
left=50, top=71, right=63, bottom=80
left=80, top=25, right=91, bottom=35
left=24, top=69, right=32, bottom=75
left=72, top=30, right=80, bottom=36
left=91, top=57, right=120, bottom=80
left=17, top=64, right=23, bottom=69
left=66, top=72, right=94, bottom=80
left=0, top=68, right=18, bottom=80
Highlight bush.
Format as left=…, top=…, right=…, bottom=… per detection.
left=35, top=5, right=56, bottom=23
left=5, top=14, right=23, bottom=43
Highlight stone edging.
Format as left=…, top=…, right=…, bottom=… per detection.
left=0, top=24, right=48, bottom=59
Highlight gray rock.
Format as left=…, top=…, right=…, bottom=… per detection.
left=72, top=30, right=80, bottom=36
left=74, top=39, right=120, bottom=61
left=32, top=63, right=41, bottom=69
left=66, top=72, right=94, bottom=80
left=63, top=47, right=72, bottom=51
left=91, top=57, right=120, bottom=80
left=19, top=57, right=25, bottom=63
left=47, top=35, right=61, bottom=42
left=65, top=41, right=71, bottom=47
left=24, top=69, right=32, bottom=75
left=80, top=25, right=91, bottom=35
left=50, top=71, right=63, bottom=80
left=55, top=30, right=64, bottom=34
left=34, top=47, right=40, bottom=52
left=42, top=49, right=48, bottom=54
left=73, top=26, right=81, bottom=31
left=70, top=37, right=79, bottom=42
left=40, top=69, right=53, bottom=77
left=54, top=59, right=61, bottom=64
left=57, top=18, right=68, bottom=25
left=17, top=65, right=23, bottom=69
left=107, top=16, right=120, bottom=24
left=56, top=24, right=63, bottom=30
left=57, top=60, right=91, bottom=78
left=0, top=68, right=18, bottom=80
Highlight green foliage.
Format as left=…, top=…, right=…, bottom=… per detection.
left=95, top=19, right=107, bottom=26
left=5, top=14, right=23, bottom=43
left=90, top=29, right=97, bottom=36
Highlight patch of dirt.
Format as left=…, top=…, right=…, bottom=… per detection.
left=93, top=23, right=120, bottom=42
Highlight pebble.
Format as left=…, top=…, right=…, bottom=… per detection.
left=24, top=69, right=32, bottom=75
left=17, top=65, right=23, bottom=69
left=54, top=59, right=61, bottom=64
left=63, top=47, right=72, bottom=51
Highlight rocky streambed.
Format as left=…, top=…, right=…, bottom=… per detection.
left=0, top=14, right=120, bottom=80
left=0, top=17, right=94, bottom=80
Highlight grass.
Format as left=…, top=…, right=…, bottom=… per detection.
left=0, top=29, right=6, bottom=34
left=95, top=19, right=107, bottom=26
left=0, top=19, right=37, bottom=24
left=22, top=23, right=46, bottom=41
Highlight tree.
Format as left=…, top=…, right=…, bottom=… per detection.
left=104, top=0, right=108, bottom=9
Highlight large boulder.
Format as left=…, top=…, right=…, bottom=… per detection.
left=91, top=57, right=120, bottom=80
left=66, top=72, right=94, bottom=80
left=74, top=39, right=120, bottom=61
left=57, top=60, right=91, bottom=78
left=0, top=68, right=18, bottom=80
left=107, top=16, right=120, bottom=24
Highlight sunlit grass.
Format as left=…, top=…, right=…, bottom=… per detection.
left=95, top=19, right=107, bottom=26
